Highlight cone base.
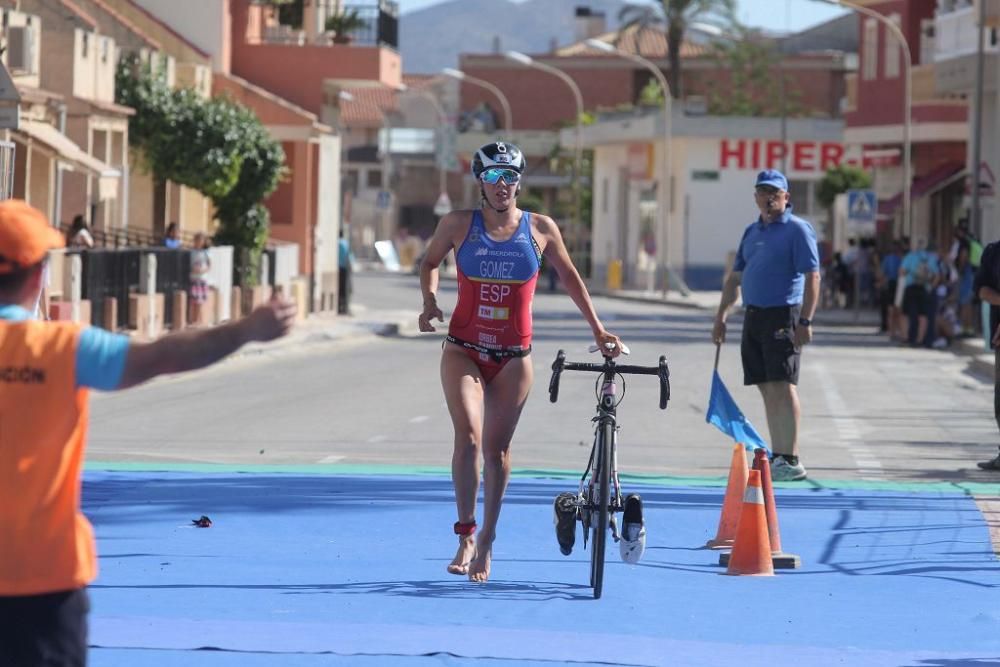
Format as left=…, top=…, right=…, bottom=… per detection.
left=718, top=551, right=802, bottom=569
left=705, top=538, right=734, bottom=549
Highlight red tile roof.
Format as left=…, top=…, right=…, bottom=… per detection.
left=557, top=26, right=710, bottom=59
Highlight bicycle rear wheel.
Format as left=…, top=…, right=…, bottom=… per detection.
left=589, top=421, right=612, bottom=599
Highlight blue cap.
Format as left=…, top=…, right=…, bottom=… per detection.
left=755, top=169, right=788, bottom=191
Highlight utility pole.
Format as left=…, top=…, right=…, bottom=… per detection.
left=971, top=0, right=987, bottom=239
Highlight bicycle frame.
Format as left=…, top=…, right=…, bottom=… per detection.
left=578, top=371, right=624, bottom=548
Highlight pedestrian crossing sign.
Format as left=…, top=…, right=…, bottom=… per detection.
left=847, top=189, right=876, bottom=225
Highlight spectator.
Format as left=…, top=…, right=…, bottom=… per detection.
left=932, top=247, right=959, bottom=348
left=66, top=215, right=93, bottom=249
left=338, top=229, right=353, bottom=314
left=900, top=238, right=938, bottom=346
left=189, top=233, right=211, bottom=326
left=164, top=222, right=182, bottom=249
left=878, top=240, right=903, bottom=337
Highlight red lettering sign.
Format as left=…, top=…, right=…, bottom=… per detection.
left=718, top=140, right=846, bottom=172
left=820, top=143, right=844, bottom=170
left=765, top=141, right=787, bottom=169
left=720, top=140, right=746, bottom=169
left=792, top=143, right=816, bottom=171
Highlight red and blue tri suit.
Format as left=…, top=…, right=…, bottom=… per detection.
left=447, top=210, right=542, bottom=383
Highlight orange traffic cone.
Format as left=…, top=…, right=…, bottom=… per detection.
left=720, top=449, right=802, bottom=569
left=706, top=444, right=749, bottom=549
left=725, top=469, right=774, bottom=576
left=754, top=448, right=801, bottom=569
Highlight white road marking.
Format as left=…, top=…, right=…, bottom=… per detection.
left=813, top=362, right=884, bottom=479
left=319, top=455, right=345, bottom=463
left=409, top=415, right=430, bottom=424
left=367, top=435, right=387, bottom=443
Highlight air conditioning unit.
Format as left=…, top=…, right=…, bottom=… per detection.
left=6, top=25, right=34, bottom=75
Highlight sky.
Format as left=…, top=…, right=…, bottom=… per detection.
left=397, top=0, right=849, bottom=33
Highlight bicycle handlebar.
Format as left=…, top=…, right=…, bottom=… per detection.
left=548, top=350, right=670, bottom=410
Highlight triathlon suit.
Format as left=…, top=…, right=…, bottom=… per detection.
left=448, top=210, right=542, bottom=383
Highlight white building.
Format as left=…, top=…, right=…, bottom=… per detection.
left=568, top=110, right=849, bottom=291
left=935, top=0, right=999, bottom=241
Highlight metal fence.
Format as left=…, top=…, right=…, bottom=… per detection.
left=76, top=248, right=190, bottom=330
left=318, top=0, right=399, bottom=47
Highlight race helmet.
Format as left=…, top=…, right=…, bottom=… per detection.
left=471, top=141, right=525, bottom=180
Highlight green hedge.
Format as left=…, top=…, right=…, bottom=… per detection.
left=116, top=56, right=286, bottom=283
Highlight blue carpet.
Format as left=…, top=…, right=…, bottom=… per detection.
left=83, top=471, right=1000, bottom=666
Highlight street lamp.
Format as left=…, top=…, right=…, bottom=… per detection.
left=585, top=38, right=681, bottom=296
left=441, top=67, right=513, bottom=134
left=504, top=50, right=584, bottom=264
left=814, top=0, right=912, bottom=238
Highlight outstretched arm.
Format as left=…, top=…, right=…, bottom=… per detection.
left=535, top=215, right=623, bottom=356
left=118, top=296, right=297, bottom=389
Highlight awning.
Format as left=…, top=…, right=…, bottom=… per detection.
left=15, top=120, right=121, bottom=199
left=877, top=161, right=966, bottom=219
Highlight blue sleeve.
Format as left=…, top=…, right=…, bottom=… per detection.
left=792, top=221, right=820, bottom=273
left=76, top=327, right=130, bottom=391
left=732, top=227, right=750, bottom=272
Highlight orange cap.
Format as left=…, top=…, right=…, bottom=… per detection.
left=0, top=200, right=65, bottom=274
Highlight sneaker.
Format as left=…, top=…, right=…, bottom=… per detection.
left=977, top=453, right=1000, bottom=471
left=619, top=493, right=646, bottom=564
left=770, top=456, right=807, bottom=481
left=553, top=492, right=578, bottom=556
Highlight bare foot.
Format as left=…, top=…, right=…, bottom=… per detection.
left=468, top=534, right=494, bottom=583
left=447, top=534, right=476, bottom=575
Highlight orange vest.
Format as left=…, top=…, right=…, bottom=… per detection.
left=0, top=319, right=95, bottom=595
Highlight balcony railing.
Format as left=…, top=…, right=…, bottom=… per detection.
left=935, top=3, right=999, bottom=61
left=257, top=0, right=398, bottom=48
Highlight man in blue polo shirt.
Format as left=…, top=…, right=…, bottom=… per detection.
left=712, top=169, right=821, bottom=481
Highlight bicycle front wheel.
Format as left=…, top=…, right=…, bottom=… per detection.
left=589, top=420, right=612, bottom=599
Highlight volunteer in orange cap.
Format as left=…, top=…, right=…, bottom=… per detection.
left=0, top=200, right=297, bottom=666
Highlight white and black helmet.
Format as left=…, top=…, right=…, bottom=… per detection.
left=471, top=141, right=525, bottom=179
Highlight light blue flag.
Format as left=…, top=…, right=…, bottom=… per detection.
left=705, top=370, right=770, bottom=453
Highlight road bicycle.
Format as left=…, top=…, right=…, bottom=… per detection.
left=548, top=344, right=670, bottom=599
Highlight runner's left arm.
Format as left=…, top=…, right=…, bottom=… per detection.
left=535, top=214, right=623, bottom=356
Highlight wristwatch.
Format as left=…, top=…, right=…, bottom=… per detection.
left=798, top=317, right=812, bottom=327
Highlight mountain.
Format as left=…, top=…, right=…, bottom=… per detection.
left=399, top=0, right=628, bottom=74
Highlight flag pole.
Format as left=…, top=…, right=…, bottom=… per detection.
left=714, top=343, right=721, bottom=372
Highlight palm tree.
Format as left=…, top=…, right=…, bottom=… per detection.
left=617, top=0, right=737, bottom=100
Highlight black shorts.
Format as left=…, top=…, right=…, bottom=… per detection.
left=741, top=305, right=801, bottom=386
left=0, top=588, right=89, bottom=667
left=902, top=284, right=928, bottom=317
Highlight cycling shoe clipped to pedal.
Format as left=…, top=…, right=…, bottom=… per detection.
left=553, top=492, right=578, bottom=556
left=619, top=493, right=646, bottom=564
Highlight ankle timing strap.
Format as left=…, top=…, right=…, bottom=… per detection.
left=454, top=521, right=477, bottom=536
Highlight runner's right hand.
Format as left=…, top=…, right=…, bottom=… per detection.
left=419, top=300, right=444, bottom=332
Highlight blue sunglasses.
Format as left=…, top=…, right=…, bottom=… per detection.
left=480, top=167, right=521, bottom=185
